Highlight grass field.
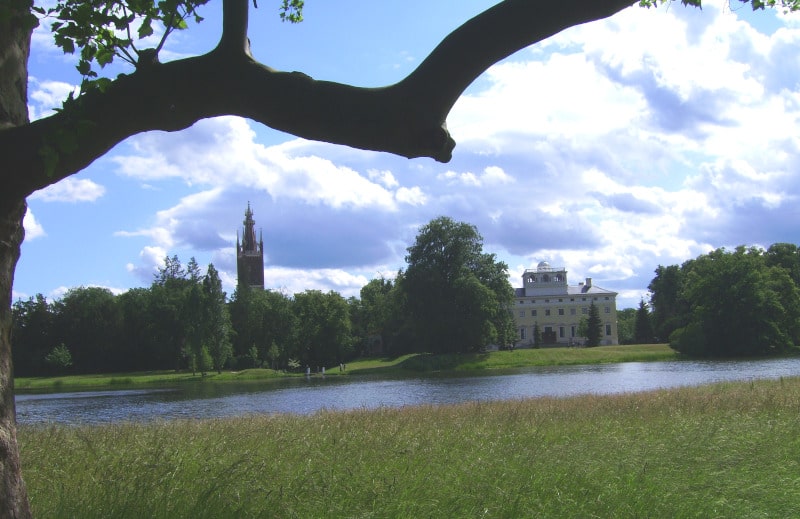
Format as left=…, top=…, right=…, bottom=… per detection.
left=18, top=375, right=800, bottom=518
left=14, top=343, right=678, bottom=392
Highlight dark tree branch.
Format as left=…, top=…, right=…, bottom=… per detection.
left=0, top=0, right=636, bottom=207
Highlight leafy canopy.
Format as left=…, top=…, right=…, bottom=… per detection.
left=32, top=0, right=304, bottom=94
left=639, top=0, right=800, bottom=11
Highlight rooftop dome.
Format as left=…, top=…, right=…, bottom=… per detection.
left=537, top=261, right=551, bottom=271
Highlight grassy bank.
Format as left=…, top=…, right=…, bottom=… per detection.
left=15, top=344, right=677, bottom=392
left=18, top=376, right=800, bottom=518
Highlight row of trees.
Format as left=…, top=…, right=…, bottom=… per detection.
left=12, top=217, right=516, bottom=376
left=13, top=256, right=232, bottom=376
left=648, top=243, right=800, bottom=357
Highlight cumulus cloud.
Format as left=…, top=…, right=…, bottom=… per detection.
left=22, top=210, right=46, bottom=240
left=29, top=178, right=106, bottom=203
left=19, top=1, right=800, bottom=310
left=27, top=78, right=80, bottom=120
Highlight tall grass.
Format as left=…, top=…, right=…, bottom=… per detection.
left=19, top=376, right=800, bottom=518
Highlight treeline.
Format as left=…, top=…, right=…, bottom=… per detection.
left=13, top=217, right=517, bottom=377
left=647, top=243, right=800, bottom=357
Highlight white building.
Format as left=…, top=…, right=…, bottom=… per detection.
left=513, top=262, right=618, bottom=346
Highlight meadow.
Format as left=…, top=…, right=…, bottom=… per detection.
left=14, top=343, right=678, bottom=392
left=18, top=374, right=800, bottom=518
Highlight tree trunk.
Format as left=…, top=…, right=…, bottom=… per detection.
left=0, top=201, right=29, bottom=519
left=0, top=1, right=33, bottom=516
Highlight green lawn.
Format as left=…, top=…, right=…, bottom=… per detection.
left=15, top=344, right=678, bottom=392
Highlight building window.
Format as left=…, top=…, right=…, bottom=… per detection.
left=558, top=298, right=563, bottom=302
left=581, top=307, right=588, bottom=315
left=605, top=306, right=610, bottom=314
left=558, top=308, right=564, bottom=316
left=570, top=308, right=577, bottom=315
left=545, top=309, right=551, bottom=316
left=582, top=297, right=586, bottom=301
left=519, top=310, right=525, bottom=318
left=606, top=324, right=612, bottom=336
left=520, top=328, right=527, bottom=340
left=519, top=300, right=524, bottom=304
left=571, top=326, right=576, bottom=337
left=531, top=309, right=537, bottom=317
left=559, top=327, right=565, bottom=338
left=605, top=296, right=609, bottom=300
left=545, top=299, right=550, bottom=303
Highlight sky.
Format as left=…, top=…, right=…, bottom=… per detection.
left=15, top=0, right=800, bottom=309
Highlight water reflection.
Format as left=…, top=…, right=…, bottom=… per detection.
left=15, top=357, right=800, bottom=426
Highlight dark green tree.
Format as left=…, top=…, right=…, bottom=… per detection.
left=11, top=294, right=54, bottom=376
left=533, top=322, right=542, bottom=349
left=53, top=286, right=122, bottom=373
left=671, top=246, right=800, bottom=357
left=615, top=308, right=636, bottom=345
left=290, top=290, right=353, bottom=369
left=202, top=264, right=233, bottom=373
left=765, top=242, right=800, bottom=287
left=43, top=343, right=73, bottom=374
left=117, top=288, right=159, bottom=371
left=634, top=299, right=655, bottom=344
left=400, top=216, right=514, bottom=354
left=648, top=264, right=688, bottom=341
left=586, top=301, right=602, bottom=347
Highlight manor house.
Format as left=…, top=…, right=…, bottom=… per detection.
left=514, top=261, right=618, bottom=346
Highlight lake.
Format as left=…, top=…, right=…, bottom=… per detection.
left=15, top=357, right=800, bottom=426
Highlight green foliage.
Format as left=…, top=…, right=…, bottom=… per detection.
left=648, top=264, right=687, bottom=341
left=634, top=299, right=655, bottom=344
left=39, top=0, right=210, bottom=85
left=278, top=0, right=304, bottom=23
left=651, top=244, right=800, bottom=357
left=616, top=308, right=636, bottom=345
left=399, top=216, right=514, bottom=354
left=586, top=301, right=602, bottom=347
left=639, top=0, right=800, bottom=11
left=44, top=343, right=73, bottom=373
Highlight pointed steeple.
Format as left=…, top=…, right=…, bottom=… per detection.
left=236, top=202, right=265, bottom=290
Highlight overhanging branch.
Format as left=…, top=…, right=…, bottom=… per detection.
left=0, top=0, right=636, bottom=204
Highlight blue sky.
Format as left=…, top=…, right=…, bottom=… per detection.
left=16, top=1, right=800, bottom=309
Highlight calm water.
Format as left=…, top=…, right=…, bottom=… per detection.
left=15, top=358, right=800, bottom=426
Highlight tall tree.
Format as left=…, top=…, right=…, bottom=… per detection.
left=615, top=308, right=637, bottom=345
left=401, top=216, right=514, bottom=354
left=634, top=299, right=655, bottom=344
left=671, top=246, right=800, bottom=357
left=202, top=264, right=232, bottom=373
left=2, top=0, right=798, bottom=515
left=52, top=287, right=122, bottom=373
left=586, top=301, right=602, bottom=347
left=647, top=264, right=687, bottom=341
left=10, top=294, right=53, bottom=376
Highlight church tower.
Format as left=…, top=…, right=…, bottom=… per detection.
left=236, top=202, right=265, bottom=290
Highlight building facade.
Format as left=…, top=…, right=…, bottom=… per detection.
left=513, top=261, right=618, bottom=346
left=236, top=203, right=265, bottom=290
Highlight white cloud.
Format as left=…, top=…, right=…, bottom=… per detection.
left=27, top=78, right=80, bottom=120
left=30, top=178, right=106, bottom=203
left=125, top=246, right=168, bottom=283
left=22, top=210, right=46, bottom=240
left=264, top=266, right=370, bottom=298
left=395, top=186, right=427, bottom=206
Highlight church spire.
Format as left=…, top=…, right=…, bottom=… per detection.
left=236, top=202, right=265, bottom=289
